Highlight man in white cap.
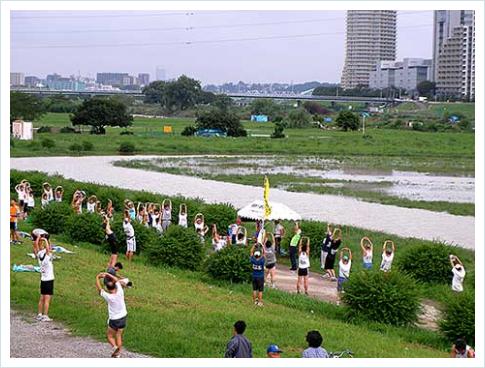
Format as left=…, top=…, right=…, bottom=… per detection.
left=250, top=244, right=265, bottom=306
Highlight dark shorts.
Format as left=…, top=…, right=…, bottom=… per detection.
left=107, top=233, right=117, bottom=254
left=40, top=280, right=54, bottom=295
left=252, top=277, right=264, bottom=292
left=337, top=276, right=348, bottom=291
left=108, top=316, right=127, bottom=330
left=19, top=200, right=25, bottom=209
left=10, top=222, right=17, bottom=231
left=298, top=268, right=309, bottom=277
left=265, top=263, right=276, bottom=270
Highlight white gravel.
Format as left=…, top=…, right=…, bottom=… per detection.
left=10, top=155, right=475, bottom=249
left=10, top=310, right=149, bottom=358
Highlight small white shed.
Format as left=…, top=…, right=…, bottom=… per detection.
left=11, top=120, right=33, bottom=140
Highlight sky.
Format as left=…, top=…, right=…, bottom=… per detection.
left=10, top=10, right=433, bottom=84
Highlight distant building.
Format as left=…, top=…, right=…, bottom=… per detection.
left=138, top=73, right=150, bottom=86
left=96, top=72, right=129, bottom=86
left=10, top=72, right=25, bottom=86
left=434, top=10, right=475, bottom=99
left=341, top=10, right=397, bottom=89
left=369, top=58, right=432, bottom=92
left=24, top=76, right=41, bottom=87
left=45, top=77, right=86, bottom=91
left=155, top=67, right=166, bottom=81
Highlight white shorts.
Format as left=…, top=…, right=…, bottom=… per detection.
left=126, top=237, right=136, bottom=252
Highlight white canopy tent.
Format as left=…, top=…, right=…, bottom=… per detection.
left=237, top=200, right=302, bottom=221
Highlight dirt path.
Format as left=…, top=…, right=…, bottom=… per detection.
left=10, top=156, right=474, bottom=249
left=271, top=267, right=440, bottom=330
left=10, top=310, right=149, bottom=358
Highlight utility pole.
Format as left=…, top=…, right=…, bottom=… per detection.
left=362, top=114, right=366, bottom=135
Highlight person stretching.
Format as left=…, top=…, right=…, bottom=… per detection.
left=289, top=223, right=302, bottom=272
left=360, top=236, right=373, bottom=270
left=36, top=237, right=54, bottom=322
left=103, top=214, right=118, bottom=268
left=123, top=212, right=136, bottom=263
left=450, top=255, right=466, bottom=292
left=250, top=244, right=265, bottom=306
left=450, top=338, right=475, bottom=358
left=297, top=237, right=311, bottom=295
left=264, top=233, right=277, bottom=288
left=337, top=248, right=352, bottom=293
left=380, top=240, right=395, bottom=272
left=96, top=272, right=129, bottom=358
left=320, top=224, right=333, bottom=272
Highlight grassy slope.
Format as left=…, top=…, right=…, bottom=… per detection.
left=10, top=232, right=448, bottom=358
left=10, top=113, right=474, bottom=168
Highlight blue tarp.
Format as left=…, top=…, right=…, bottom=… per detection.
left=250, top=115, right=269, bottom=122
left=195, top=129, right=227, bottom=137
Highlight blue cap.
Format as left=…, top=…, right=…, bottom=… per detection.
left=267, top=344, right=283, bottom=353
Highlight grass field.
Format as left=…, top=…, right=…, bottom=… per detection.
left=11, top=113, right=474, bottom=173
left=11, top=228, right=450, bottom=358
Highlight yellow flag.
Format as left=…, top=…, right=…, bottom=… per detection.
left=264, top=176, right=271, bottom=219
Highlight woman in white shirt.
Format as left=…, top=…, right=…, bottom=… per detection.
left=54, top=186, right=64, bottom=202
left=87, top=195, right=98, bottom=213
left=178, top=204, right=188, bottom=228
left=449, top=254, right=466, bottom=292
left=296, top=237, right=311, bottom=295
left=194, top=214, right=208, bottom=242
left=380, top=240, right=395, bottom=272
left=211, top=224, right=227, bottom=251
left=338, top=248, right=352, bottom=292
left=43, top=182, right=54, bottom=202
left=360, top=236, right=373, bottom=270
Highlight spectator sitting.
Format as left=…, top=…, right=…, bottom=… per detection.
left=267, top=344, right=283, bottom=358
left=302, top=330, right=329, bottom=358
left=451, top=338, right=475, bottom=358
left=224, top=320, right=252, bottom=358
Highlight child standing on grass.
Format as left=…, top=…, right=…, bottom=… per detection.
left=36, top=237, right=54, bottom=322
left=250, top=244, right=265, bottom=306
left=360, top=236, right=373, bottom=270
left=264, top=234, right=277, bottom=288
left=380, top=240, right=395, bottom=272
left=123, top=212, right=136, bottom=263
left=449, top=254, right=466, bottom=292
left=297, top=237, right=310, bottom=295
left=96, top=272, right=129, bottom=358
left=337, top=248, right=352, bottom=293
left=10, top=200, right=21, bottom=244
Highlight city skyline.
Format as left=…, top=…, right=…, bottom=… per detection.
left=10, top=10, right=433, bottom=84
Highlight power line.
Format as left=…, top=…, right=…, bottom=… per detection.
left=11, top=11, right=192, bottom=20
left=12, top=23, right=433, bottom=50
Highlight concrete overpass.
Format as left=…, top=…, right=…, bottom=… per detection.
left=11, top=87, right=397, bottom=104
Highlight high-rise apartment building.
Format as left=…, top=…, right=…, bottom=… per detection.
left=10, top=72, right=25, bottom=86
left=341, top=10, right=397, bottom=89
left=96, top=72, right=129, bottom=86
left=138, top=73, right=150, bottom=86
left=155, top=67, right=166, bottom=81
left=434, top=10, right=475, bottom=99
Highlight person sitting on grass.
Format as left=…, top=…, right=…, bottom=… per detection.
left=250, top=244, right=266, bottom=306
left=360, top=236, right=373, bottom=270
left=450, top=254, right=466, bottom=292
left=302, top=330, right=329, bottom=358
left=338, top=248, right=352, bottom=293
left=266, top=344, right=283, bottom=358
left=321, top=224, right=333, bottom=272
left=224, top=320, right=252, bottom=358
left=297, top=237, right=311, bottom=295
left=95, top=272, right=129, bottom=358
left=324, top=228, right=342, bottom=281
left=123, top=211, right=136, bottom=264
left=264, top=233, right=277, bottom=288
left=10, top=200, right=21, bottom=245
left=54, top=186, right=64, bottom=202
left=450, top=338, right=475, bottom=358
left=380, top=240, right=396, bottom=272
left=36, top=237, right=54, bottom=322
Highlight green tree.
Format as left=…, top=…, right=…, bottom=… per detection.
left=211, top=94, right=234, bottom=111
left=10, top=91, right=47, bottom=122
left=336, top=110, right=359, bottom=131
left=70, top=97, right=133, bottom=134
left=195, top=108, right=247, bottom=137
left=249, top=98, right=280, bottom=119
left=271, top=121, right=286, bottom=138
left=416, top=80, right=436, bottom=97
left=142, top=80, right=167, bottom=104
left=284, top=108, right=312, bottom=128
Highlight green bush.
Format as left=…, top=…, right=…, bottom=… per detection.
left=40, top=138, right=56, bottom=149
left=204, top=246, right=251, bottom=283
left=111, top=217, right=160, bottom=254
left=120, top=130, right=134, bottom=135
left=396, top=243, right=454, bottom=284
left=440, top=291, right=475, bottom=345
left=64, top=212, right=105, bottom=245
left=82, top=141, right=94, bottom=151
left=202, top=203, right=237, bottom=234
left=118, top=142, right=136, bottom=154
left=30, top=202, right=74, bottom=234
left=181, top=126, right=197, bottom=136
left=69, top=143, right=83, bottom=153
left=342, top=270, right=421, bottom=326
left=60, top=126, right=76, bottom=133
left=37, top=126, right=52, bottom=133
left=145, top=225, right=203, bottom=270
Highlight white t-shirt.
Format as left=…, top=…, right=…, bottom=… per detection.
left=452, top=266, right=466, bottom=292
left=45, top=189, right=54, bottom=202
left=298, top=252, right=310, bottom=269
left=195, top=222, right=205, bottom=233
left=380, top=252, right=394, bottom=272
left=17, top=188, right=26, bottom=202
left=86, top=202, right=96, bottom=213
left=100, top=282, right=127, bottom=320
left=213, top=238, right=227, bottom=251
left=339, top=259, right=351, bottom=278
left=123, top=221, right=135, bottom=238
left=178, top=213, right=188, bottom=227
left=27, top=194, right=35, bottom=207
left=37, top=249, right=54, bottom=281
left=363, top=249, right=372, bottom=264
left=274, top=224, right=284, bottom=237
